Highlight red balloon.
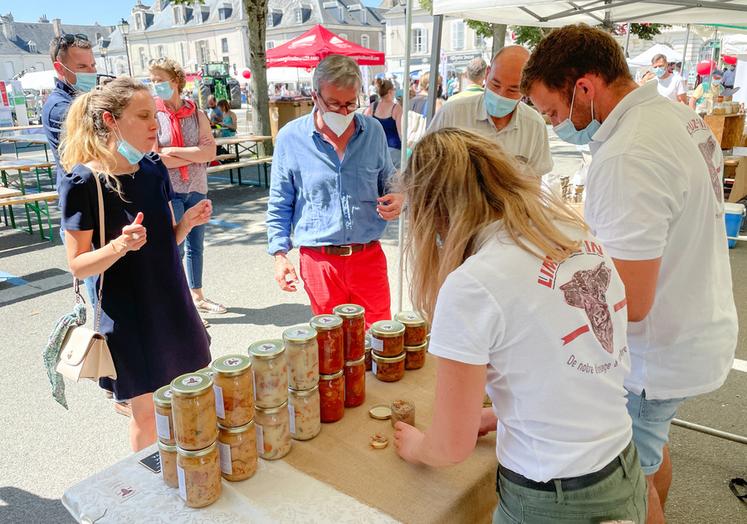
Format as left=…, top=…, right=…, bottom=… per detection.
left=305, top=66, right=313, bottom=73
left=696, top=60, right=716, bottom=76
left=723, top=55, right=738, bottom=66
left=242, top=69, right=251, bottom=79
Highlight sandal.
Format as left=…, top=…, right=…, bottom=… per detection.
left=202, top=318, right=211, bottom=328
left=194, top=298, right=227, bottom=314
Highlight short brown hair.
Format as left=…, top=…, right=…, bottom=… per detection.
left=377, top=79, right=394, bottom=97
left=148, top=57, right=187, bottom=93
left=521, top=24, right=631, bottom=103
left=49, top=34, right=92, bottom=62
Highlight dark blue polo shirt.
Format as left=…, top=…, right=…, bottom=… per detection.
left=41, top=78, right=77, bottom=190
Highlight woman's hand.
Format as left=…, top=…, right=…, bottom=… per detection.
left=114, top=212, right=147, bottom=254
left=182, top=199, right=212, bottom=229
left=394, top=421, right=425, bottom=464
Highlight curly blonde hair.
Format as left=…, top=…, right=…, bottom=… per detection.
left=148, top=57, right=186, bottom=93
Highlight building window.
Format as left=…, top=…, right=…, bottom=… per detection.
left=180, top=42, right=187, bottom=64
left=339, top=33, right=348, bottom=41
left=221, top=38, right=228, bottom=54
left=138, top=47, right=147, bottom=70
left=157, top=45, right=165, bottom=58
left=360, top=34, right=369, bottom=49
left=135, top=13, right=143, bottom=31
left=27, top=41, right=37, bottom=53
left=452, top=21, right=465, bottom=50
left=174, top=6, right=183, bottom=24
left=196, top=40, right=209, bottom=64
left=218, top=3, right=232, bottom=21
left=412, top=28, right=427, bottom=54
left=267, top=41, right=275, bottom=49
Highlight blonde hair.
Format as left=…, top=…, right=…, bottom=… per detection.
left=60, top=77, right=150, bottom=196
left=402, top=128, right=587, bottom=321
left=149, top=57, right=186, bottom=93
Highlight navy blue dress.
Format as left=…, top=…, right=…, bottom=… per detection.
left=59, top=153, right=211, bottom=400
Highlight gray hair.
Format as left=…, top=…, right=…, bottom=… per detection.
left=312, top=54, right=362, bottom=91
left=651, top=53, right=668, bottom=65
left=465, top=57, right=488, bottom=83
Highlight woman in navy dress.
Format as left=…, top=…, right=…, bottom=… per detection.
left=58, top=77, right=212, bottom=451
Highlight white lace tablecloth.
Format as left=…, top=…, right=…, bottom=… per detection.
left=62, top=445, right=399, bottom=524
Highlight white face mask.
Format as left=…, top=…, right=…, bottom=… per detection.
left=320, top=108, right=355, bottom=136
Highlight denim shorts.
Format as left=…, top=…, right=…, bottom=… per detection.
left=626, top=389, right=688, bottom=476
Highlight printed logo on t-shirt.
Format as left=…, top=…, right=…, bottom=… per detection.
left=559, top=262, right=614, bottom=354
left=687, top=118, right=724, bottom=204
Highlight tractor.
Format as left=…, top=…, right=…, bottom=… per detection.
left=195, top=62, right=242, bottom=110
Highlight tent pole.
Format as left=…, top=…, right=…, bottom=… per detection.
left=682, top=23, right=691, bottom=81
left=623, top=23, right=632, bottom=58
left=426, top=15, right=444, bottom=123
left=396, top=0, right=414, bottom=314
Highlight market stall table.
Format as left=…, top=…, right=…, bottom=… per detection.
left=0, top=133, right=51, bottom=161
left=62, top=357, right=498, bottom=524
left=0, top=158, right=57, bottom=238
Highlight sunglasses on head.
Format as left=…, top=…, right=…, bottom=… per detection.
left=55, top=33, right=89, bottom=60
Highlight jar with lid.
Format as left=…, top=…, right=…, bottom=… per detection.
left=405, top=341, right=428, bottom=370
left=170, top=372, right=218, bottom=451
left=282, top=326, right=319, bottom=390
left=319, top=370, right=345, bottom=423
left=153, top=385, right=175, bottom=446
left=158, top=440, right=178, bottom=488
left=390, top=399, right=416, bottom=427
left=197, top=367, right=216, bottom=380
left=344, top=356, right=366, bottom=407
left=332, top=304, right=366, bottom=361
left=394, top=311, right=428, bottom=346
left=217, top=420, right=258, bottom=481
left=176, top=441, right=222, bottom=508
left=248, top=339, right=289, bottom=409
left=255, top=401, right=292, bottom=460
left=364, top=332, right=372, bottom=371
left=310, top=314, right=344, bottom=374
left=370, top=320, right=405, bottom=357
left=288, top=386, right=321, bottom=441
left=211, top=354, right=254, bottom=428
left=371, top=352, right=406, bottom=382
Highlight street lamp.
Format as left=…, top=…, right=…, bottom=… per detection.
left=117, top=18, right=133, bottom=76
left=100, top=45, right=109, bottom=75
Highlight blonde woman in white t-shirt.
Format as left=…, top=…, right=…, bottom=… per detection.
left=394, top=129, right=646, bottom=523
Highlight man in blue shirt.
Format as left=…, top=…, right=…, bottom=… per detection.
left=267, top=54, right=404, bottom=326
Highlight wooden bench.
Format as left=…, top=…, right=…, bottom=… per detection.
left=206, top=156, right=272, bottom=187
left=0, top=191, right=57, bottom=240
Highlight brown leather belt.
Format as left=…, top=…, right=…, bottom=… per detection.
left=305, top=241, right=379, bottom=257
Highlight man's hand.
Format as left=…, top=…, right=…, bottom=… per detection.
left=394, top=421, right=425, bottom=465
left=274, top=253, right=299, bottom=292
left=377, top=193, right=404, bottom=221
left=183, top=199, right=212, bottom=229
left=477, top=407, right=498, bottom=437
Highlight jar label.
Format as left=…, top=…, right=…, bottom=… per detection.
left=155, top=412, right=171, bottom=440
left=181, top=375, right=203, bottom=387
left=293, top=329, right=310, bottom=337
left=223, top=357, right=242, bottom=367
left=164, top=389, right=172, bottom=399
left=381, top=324, right=394, bottom=331
left=213, top=384, right=225, bottom=419
left=177, top=464, right=186, bottom=501
left=288, top=403, right=296, bottom=435
left=372, top=360, right=378, bottom=375
left=371, top=337, right=383, bottom=351
left=256, top=424, right=265, bottom=455
left=342, top=306, right=357, bottom=313
left=259, top=343, right=276, bottom=353
left=218, top=442, right=233, bottom=475
left=406, top=314, right=417, bottom=321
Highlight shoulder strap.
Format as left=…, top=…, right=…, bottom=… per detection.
left=91, top=174, right=106, bottom=332
left=373, top=100, right=379, bottom=115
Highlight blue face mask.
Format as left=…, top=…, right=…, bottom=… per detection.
left=59, top=62, right=97, bottom=93
left=153, top=81, right=174, bottom=99
left=114, top=120, right=145, bottom=165
left=553, top=84, right=601, bottom=146
left=653, top=66, right=666, bottom=78
left=484, top=88, right=519, bottom=118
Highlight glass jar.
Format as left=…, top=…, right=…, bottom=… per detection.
left=405, top=341, right=428, bottom=370
left=153, top=385, right=175, bottom=446
left=319, top=370, right=345, bottom=423
left=332, top=304, right=366, bottom=361
left=390, top=399, right=416, bottom=427
left=310, top=314, right=344, bottom=374
left=170, top=372, right=218, bottom=451
left=217, top=420, right=258, bottom=482
left=176, top=441, right=222, bottom=508
left=157, top=440, right=178, bottom=489
left=288, top=385, right=322, bottom=441
left=370, top=320, right=405, bottom=357
left=248, top=339, right=289, bottom=409
left=211, top=354, right=254, bottom=428
left=344, top=356, right=366, bottom=408
left=255, top=401, right=292, bottom=460
left=197, top=367, right=216, bottom=380
left=371, top=352, right=406, bottom=382
left=394, top=311, right=428, bottom=346
left=283, top=325, right=319, bottom=390
left=364, top=332, right=372, bottom=371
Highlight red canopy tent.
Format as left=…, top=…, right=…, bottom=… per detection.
left=266, top=24, right=385, bottom=68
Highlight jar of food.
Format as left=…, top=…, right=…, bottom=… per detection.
left=211, top=354, right=254, bottom=428
left=390, top=399, right=416, bottom=427
left=405, top=341, right=428, bottom=370
left=158, top=440, right=178, bottom=488
left=394, top=311, right=428, bottom=346
left=153, top=385, right=175, bottom=446
left=176, top=441, right=222, bottom=508
left=255, top=402, right=292, bottom=460
left=217, top=420, right=258, bottom=482
left=197, top=367, right=216, bottom=380
left=248, top=339, right=289, bottom=409
left=310, top=314, right=344, bottom=374
left=319, top=369, right=345, bottom=422
left=170, top=372, right=218, bottom=451
left=370, top=320, right=405, bottom=357
left=283, top=326, right=319, bottom=390
left=364, top=332, right=372, bottom=371
left=344, top=356, right=366, bottom=408
left=371, top=352, right=406, bottom=382
left=332, top=304, right=366, bottom=361
left=288, top=385, right=321, bottom=441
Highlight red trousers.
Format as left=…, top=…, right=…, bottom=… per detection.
left=299, top=242, right=391, bottom=329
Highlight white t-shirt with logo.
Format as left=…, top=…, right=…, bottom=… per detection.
left=587, top=81, right=737, bottom=400
left=655, top=74, right=686, bottom=102
left=428, top=223, right=632, bottom=482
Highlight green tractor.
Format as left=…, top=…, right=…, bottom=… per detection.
left=196, top=62, right=242, bottom=110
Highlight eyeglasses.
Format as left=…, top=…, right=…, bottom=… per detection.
left=315, top=92, right=359, bottom=113
left=54, top=33, right=89, bottom=60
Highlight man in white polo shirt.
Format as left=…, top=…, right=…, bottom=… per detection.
left=522, top=24, right=737, bottom=524
left=428, top=46, right=552, bottom=176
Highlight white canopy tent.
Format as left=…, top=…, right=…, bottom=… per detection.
left=628, top=43, right=679, bottom=67
left=18, top=70, right=56, bottom=91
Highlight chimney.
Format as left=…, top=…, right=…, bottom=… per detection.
left=51, top=18, right=62, bottom=38
left=0, top=14, right=15, bottom=41
left=39, top=14, right=49, bottom=23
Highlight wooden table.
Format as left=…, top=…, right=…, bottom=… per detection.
left=0, top=158, right=56, bottom=234
left=704, top=113, right=746, bottom=149
left=0, top=124, right=43, bottom=133
left=0, top=133, right=51, bottom=162
left=214, top=134, right=273, bottom=185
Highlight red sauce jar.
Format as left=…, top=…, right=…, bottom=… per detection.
left=344, top=356, right=366, bottom=408
left=333, top=304, right=366, bottom=361
left=405, top=341, right=428, bottom=370
left=370, top=320, right=405, bottom=357
left=395, top=311, right=429, bottom=346
left=371, top=352, right=406, bottom=382
left=310, top=314, right=344, bottom=375
left=319, top=370, right=345, bottom=423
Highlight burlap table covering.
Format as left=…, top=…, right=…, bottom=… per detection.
left=284, top=355, right=498, bottom=524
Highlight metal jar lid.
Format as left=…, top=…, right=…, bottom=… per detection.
left=170, top=372, right=213, bottom=398
left=255, top=400, right=289, bottom=415
left=248, top=339, right=285, bottom=359
left=283, top=325, right=318, bottom=343
left=319, top=369, right=344, bottom=381
left=153, top=384, right=173, bottom=408
left=211, top=354, right=252, bottom=377
left=345, top=355, right=366, bottom=367
left=394, top=311, right=426, bottom=327
left=332, top=304, right=365, bottom=319
left=310, top=314, right=343, bottom=331
left=157, top=440, right=177, bottom=453
left=405, top=341, right=428, bottom=352
left=371, top=352, right=406, bottom=363
left=289, top=384, right=320, bottom=397
left=176, top=440, right=217, bottom=458
left=196, top=366, right=216, bottom=379
left=370, top=320, right=405, bottom=338
left=218, top=419, right=255, bottom=434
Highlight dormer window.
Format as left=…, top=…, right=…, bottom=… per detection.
left=135, top=13, right=144, bottom=30
left=218, top=3, right=232, bottom=21
left=28, top=40, right=37, bottom=53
